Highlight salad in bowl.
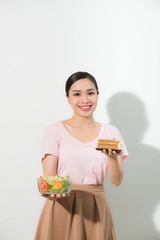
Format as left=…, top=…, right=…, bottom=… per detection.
left=37, top=175, right=72, bottom=195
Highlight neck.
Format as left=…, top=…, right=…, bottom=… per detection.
left=69, top=114, right=95, bottom=127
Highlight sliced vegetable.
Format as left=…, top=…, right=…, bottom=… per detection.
left=53, top=180, right=63, bottom=190
left=39, top=179, right=49, bottom=192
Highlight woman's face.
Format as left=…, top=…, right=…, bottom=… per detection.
left=67, top=78, right=98, bottom=117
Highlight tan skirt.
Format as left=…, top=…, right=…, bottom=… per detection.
left=34, top=184, right=116, bottom=240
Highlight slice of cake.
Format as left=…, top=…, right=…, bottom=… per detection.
left=96, top=139, right=122, bottom=153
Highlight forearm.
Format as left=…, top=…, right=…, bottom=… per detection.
left=107, top=155, right=124, bottom=186
left=42, top=154, right=58, bottom=176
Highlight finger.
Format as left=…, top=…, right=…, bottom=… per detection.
left=40, top=193, right=46, bottom=197
left=117, top=152, right=121, bottom=156
left=61, top=193, right=70, bottom=197
left=102, top=149, right=107, bottom=155
left=113, top=150, right=117, bottom=156
left=50, top=194, right=55, bottom=197
left=108, top=149, right=113, bottom=156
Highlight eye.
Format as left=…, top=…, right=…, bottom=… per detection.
left=88, top=92, right=95, bottom=95
left=74, top=93, right=80, bottom=96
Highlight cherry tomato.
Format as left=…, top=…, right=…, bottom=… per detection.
left=39, top=179, right=49, bottom=192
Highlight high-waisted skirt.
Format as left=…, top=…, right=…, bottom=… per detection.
left=34, top=184, right=116, bottom=240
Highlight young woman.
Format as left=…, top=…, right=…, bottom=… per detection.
left=35, top=71, right=128, bottom=240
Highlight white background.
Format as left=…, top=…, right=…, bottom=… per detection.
left=0, top=0, right=160, bottom=239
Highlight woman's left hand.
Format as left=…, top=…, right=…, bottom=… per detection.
left=101, top=149, right=123, bottom=186
left=102, top=149, right=121, bottom=160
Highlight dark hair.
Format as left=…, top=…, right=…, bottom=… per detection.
left=65, top=71, right=99, bottom=97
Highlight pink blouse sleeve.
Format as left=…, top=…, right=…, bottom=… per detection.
left=41, top=123, right=60, bottom=161
left=113, top=127, right=128, bottom=160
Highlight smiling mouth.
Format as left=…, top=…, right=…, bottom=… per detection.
left=79, top=105, right=92, bottom=111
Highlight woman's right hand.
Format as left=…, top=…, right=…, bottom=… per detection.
left=40, top=193, right=70, bottom=200
left=41, top=155, right=71, bottom=200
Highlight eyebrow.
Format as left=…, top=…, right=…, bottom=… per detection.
left=72, top=88, right=96, bottom=92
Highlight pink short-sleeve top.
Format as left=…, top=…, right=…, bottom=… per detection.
left=41, top=121, right=128, bottom=185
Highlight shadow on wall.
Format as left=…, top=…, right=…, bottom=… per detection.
left=104, top=92, right=160, bottom=240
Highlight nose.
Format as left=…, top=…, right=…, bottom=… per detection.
left=81, top=93, right=90, bottom=103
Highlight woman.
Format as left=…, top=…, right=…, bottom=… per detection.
left=35, top=71, right=128, bottom=240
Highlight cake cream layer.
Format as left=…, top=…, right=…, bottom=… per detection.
left=97, top=145, right=120, bottom=150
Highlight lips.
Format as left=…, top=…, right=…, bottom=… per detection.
left=79, top=105, right=92, bottom=111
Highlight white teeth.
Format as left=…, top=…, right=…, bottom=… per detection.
left=80, top=106, right=91, bottom=109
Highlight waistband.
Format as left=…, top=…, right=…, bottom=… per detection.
left=71, top=184, right=104, bottom=192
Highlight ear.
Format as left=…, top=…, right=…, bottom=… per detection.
left=66, top=94, right=71, bottom=104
